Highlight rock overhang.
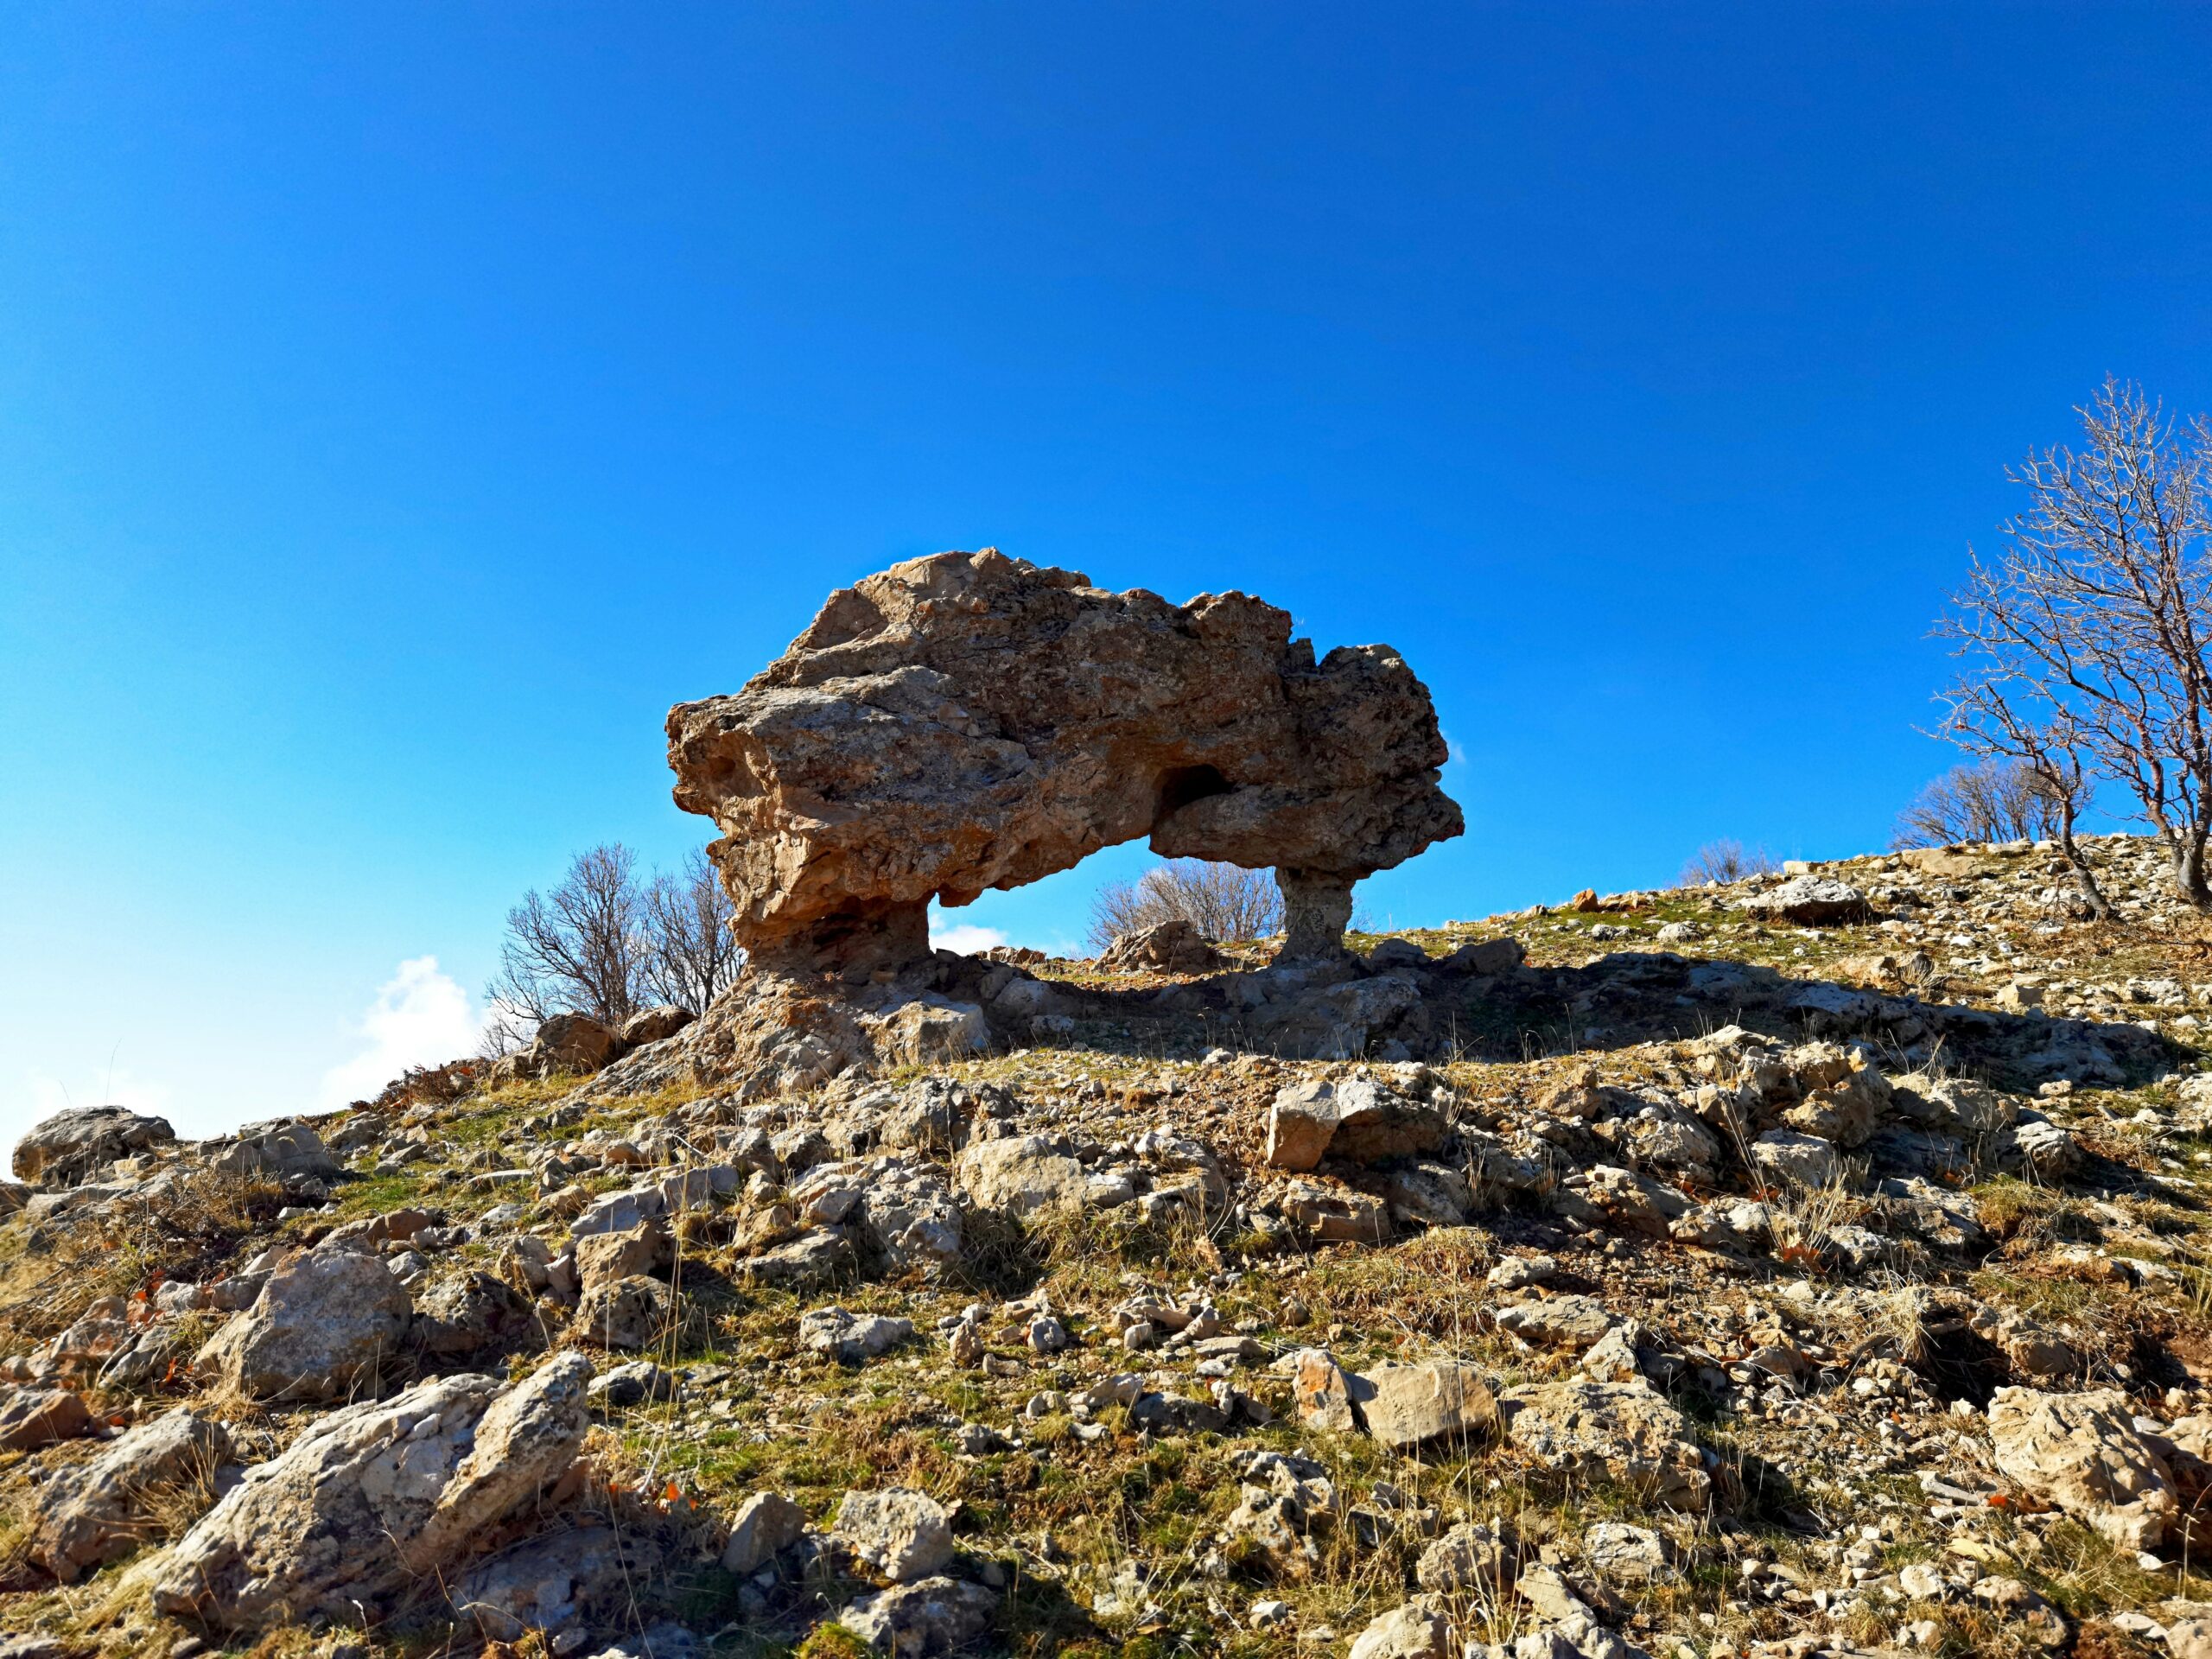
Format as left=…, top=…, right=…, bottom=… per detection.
left=666, top=548, right=1463, bottom=972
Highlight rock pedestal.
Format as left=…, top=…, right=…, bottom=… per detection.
left=1277, top=868, right=1356, bottom=962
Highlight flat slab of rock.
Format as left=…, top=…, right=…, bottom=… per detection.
left=154, top=1353, right=592, bottom=1629
left=1352, top=1360, right=1497, bottom=1450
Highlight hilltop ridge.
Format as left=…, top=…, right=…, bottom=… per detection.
left=7, top=834, right=2212, bottom=1659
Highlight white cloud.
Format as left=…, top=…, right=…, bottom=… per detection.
left=931, top=922, right=1009, bottom=956
left=316, top=957, right=483, bottom=1109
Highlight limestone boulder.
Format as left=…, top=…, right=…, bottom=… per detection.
left=1281, top=1348, right=1358, bottom=1431
left=721, top=1491, right=807, bottom=1575
left=1353, top=1360, right=1497, bottom=1451
left=617, top=1005, right=696, bottom=1048
left=840, top=1578, right=999, bottom=1656
left=1496, top=1295, right=1618, bottom=1353
left=153, top=1353, right=593, bottom=1629
left=1416, top=1521, right=1512, bottom=1592
left=410, top=1270, right=542, bottom=1361
left=526, top=1013, right=621, bottom=1077
left=1440, top=937, right=1524, bottom=976
left=1263, top=1077, right=1447, bottom=1171
left=953, top=1134, right=1090, bottom=1218
left=0, top=1387, right=93, bottom=1450
left=861, top=995, right=991, bottom=1060
left=1349, top=1599, right=1452, bottom=1659
left=11, top=1105, right=175, bottom=1186
left=1988, top=1386, right=2177, bottom=1549
left=575, top=1220, right=671, bottom=1299
left=665, top=550, right=1461, bottom=975
left=734, top=1229, right=857, bottom=1291
left=1502, top=1378, right=1710, bottom=1508
left=1739, top=876, right=1872, bottom=925
left=29, top=1407, right=232, bottom=1582
left=833, top=1487, right=956, bottom=1584
left=194, top=1246, right=412, bottom=1401
left=211, top=1120, right=340, bottom=1181
left=575, top=1274, right=672, bottom=1351
left=451, top=1523, right=625, bottom=1643
left=1582, top=1521, right=1674, bottom=1586
left=1750, top=1129, right=1840, bottom=1190
left=791, top=1154, right=963, bottom=1275
left=1097, top=918, right=1227, bottom=975
left=800, top=1306, right=915, bottom=1363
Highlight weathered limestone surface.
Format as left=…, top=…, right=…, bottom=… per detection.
left=667, top=550, right=1461, bottom=974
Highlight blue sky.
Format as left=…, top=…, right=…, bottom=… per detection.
left=3, top=4, right=2209, bottom=1142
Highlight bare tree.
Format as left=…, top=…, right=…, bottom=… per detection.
left=1936, top=378, right=2212, bottom=910
left=1927, top=684, right=2116, bottom=919
left=641, top=848, right=743, bottom=1012
left=1891, top=760, right=2061, bottom=849
left=485, top=843, right=650, bottom=1029
left=1676, top=839, right=1778, bottom=887
left=1087, top=859, right=1284, bottom=952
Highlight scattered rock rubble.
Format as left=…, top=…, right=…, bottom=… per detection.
left=16, top=821, right=2212, bottom=1655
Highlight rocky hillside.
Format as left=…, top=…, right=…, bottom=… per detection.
left=12, top=835, right=2212, bottom=1659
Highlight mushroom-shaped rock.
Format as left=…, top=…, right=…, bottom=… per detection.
left=666, top=550, right=1461, bottom=976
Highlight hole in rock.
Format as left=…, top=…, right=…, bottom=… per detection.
left=1154, top=763, right=1233, bottom=819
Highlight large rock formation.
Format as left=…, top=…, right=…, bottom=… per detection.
left=667, top=550, right=1461, bottom=975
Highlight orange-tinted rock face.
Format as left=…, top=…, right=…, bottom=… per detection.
left=667, top=549, right=1462, bottom=973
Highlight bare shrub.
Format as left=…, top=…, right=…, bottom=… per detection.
left=641, top=848, right=743, bottom=1012
left=1891, top=759, right=2062, bottom=849
left=1676, top=839, right=1778, bottom=887
left=483, top=843, right=745, bottom=1053
left=485, top=843, right=651, bottom=1031
left=1936, top=378, right=2212, bottom=911
left=1086, top=859, right=1283, bottom=952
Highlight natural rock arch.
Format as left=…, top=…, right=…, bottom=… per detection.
left=667, top=550, right=1463, bottom=976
